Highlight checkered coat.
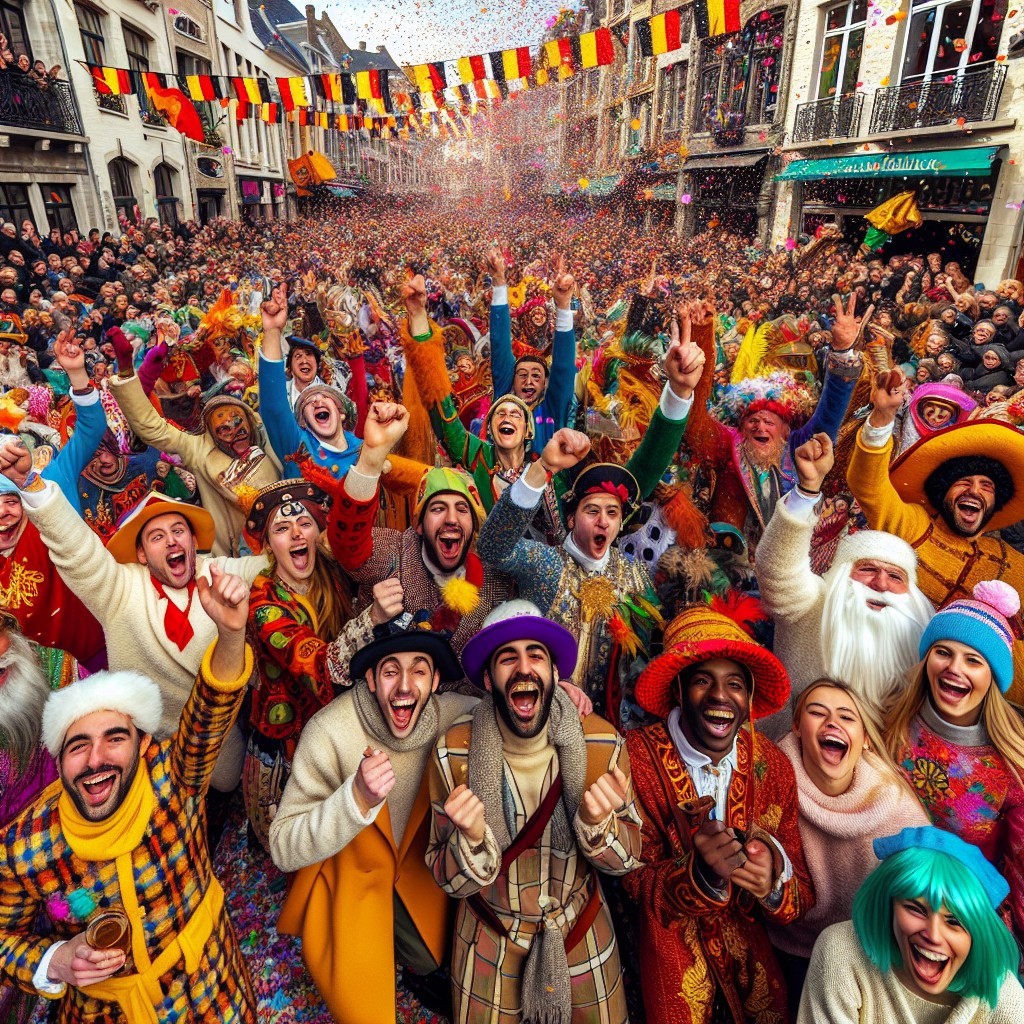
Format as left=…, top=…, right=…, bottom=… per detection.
left=426, top=712, right=643, bottom=1024
left=0, top=648, right=257, bottom=1023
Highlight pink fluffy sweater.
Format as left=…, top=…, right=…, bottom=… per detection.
left=768, top=731, right=930, bottom=958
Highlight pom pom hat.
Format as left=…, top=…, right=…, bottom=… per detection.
left=918, top=580, right=1020, bottom=693
left=635, top=594, right=790, bottom=720
left=831, top=529, right=918, bottom=579
left=42, top=671, right=163, bottom=758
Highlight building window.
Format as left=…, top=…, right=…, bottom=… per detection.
left=154, top=164, right=180, bottom=227
left=817, top=0, right=867, bottom=99
left=0, top=184, right=32, bottom=228
left=43, top=185, right=77, bottom=235
left=695, top=9, right=785, bottom=130
left=901, top=0, right=1005, bottom=82
left=173, top=15, right=204, bottom=41
left=76, top=5, right=125, bottom=113
left=108, top=158, right=139, bottom=224
left=660, top=61, right=687, bottom=133
left=122, top=24, right=152, bottom=113
left=176, top=50, right=218, bottom=142
left=0, top=1, right=29, bottom=57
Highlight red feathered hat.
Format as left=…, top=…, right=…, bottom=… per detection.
left=634, top=592, right=789, bottom=720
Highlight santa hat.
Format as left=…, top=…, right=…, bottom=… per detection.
left=42, top=671, right=163, bottom=758
left=829, top=530, right=918, bottom=580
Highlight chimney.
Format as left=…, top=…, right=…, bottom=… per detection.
left=376, top=44, right=386, bottom=53
left=359, top=41, right=367, bottom=50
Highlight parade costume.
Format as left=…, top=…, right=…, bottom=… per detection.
left=0, top=643, right=258, bottom=1023
left=427, top=605, right=643, bottom=1024
left=271, top=629, right=474, bottom=1023
left=623, top=602, right=814, bottom=1024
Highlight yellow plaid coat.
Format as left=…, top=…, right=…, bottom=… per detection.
left=0, top=646, right=257, bottom=1023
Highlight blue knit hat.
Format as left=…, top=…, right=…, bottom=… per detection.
left=874, top=826, right=1009, bottom=909
left=918, top=580, right=1020, bottom=693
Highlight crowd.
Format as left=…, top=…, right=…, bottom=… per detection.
left=0, top=193, right=1023, bottom=1024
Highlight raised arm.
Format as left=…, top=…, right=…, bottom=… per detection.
left=259, top=282, right=306, bottom=462
left=484, top=247, right=514, bottom=396
left=543, top=255, right=579, bottom=431
left=108, top=370, right=206, bottom=468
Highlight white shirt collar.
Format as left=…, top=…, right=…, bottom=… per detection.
left=562, top=531, right=611, bottom=572
left=667, top=707, right=740, bottom=774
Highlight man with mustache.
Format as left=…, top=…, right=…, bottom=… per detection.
left=847, top=368, right=1024, bottom=701
left=109, top=324, right=279, bottom=556
left=0, top=565, right=258, bottom=1023
left=756, top=432, right=935, bottom=734
left=623, top=598, right=814, bottom=1023
left=1, top=453, right=266, bottom=790
left=426, top=600, right=643, bottom=1024
left=269, top=624, right=476, bottom=1021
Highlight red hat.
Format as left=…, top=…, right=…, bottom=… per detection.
left=634, top=594, right=789, bottom=720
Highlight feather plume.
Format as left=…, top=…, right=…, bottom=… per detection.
left=709, top=590, right=767, bottom=637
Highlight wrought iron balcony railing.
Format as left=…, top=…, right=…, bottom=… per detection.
left=0, top=71, right=84, bottom=135
left=868, top=63, right=1006, bottom=134
left=791, top=93, right=864, bottom=143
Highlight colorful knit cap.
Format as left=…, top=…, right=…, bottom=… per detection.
left=918, top=580, right=1020, bottom=693
left=634, top=593, right=790, bottom=720
left=874, top=826, right=1009, bottom=909
left=712, top=371, right=818, bottom=429
left=414, top=466, right=486, bottom=529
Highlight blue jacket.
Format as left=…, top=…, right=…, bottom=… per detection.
left=42, top=390, right=109, bottom=514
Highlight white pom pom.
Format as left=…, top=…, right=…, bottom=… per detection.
left=973, top=580, right=1021, bottom=618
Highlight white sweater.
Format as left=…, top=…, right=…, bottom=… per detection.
left=799, top=920, right=1024, bottom=1023
left=23, top=480, right=267, bottom=787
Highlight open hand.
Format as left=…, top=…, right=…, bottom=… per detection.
left=260, top=282, right=289, bottom=335
left=831, top=292, right=874, bottom=351
left=551, top=255, right=574, bottom=310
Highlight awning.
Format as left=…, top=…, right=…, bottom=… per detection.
left=683, top=150, right=767, bottom=172
left=583, top=174, right=623, bottom=197
left=653, top=183, right=677, bottom=200
left=776, top=146, right=999, bottom=181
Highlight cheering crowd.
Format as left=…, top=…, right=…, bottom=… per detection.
left=1, top=195, right=1024, bottom=1024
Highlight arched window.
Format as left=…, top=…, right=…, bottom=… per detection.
left=108, top=157, right=138, bottom=224
left=173, top=14, right=204, bottom=41
left=154, top=163, right=180, bottom=227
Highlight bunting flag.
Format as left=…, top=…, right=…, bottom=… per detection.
left=543, top=38, right=575, bottom=78
left=356, top=70, right=381, bottom=101
left=635, top=11, right=686, bottom=56
left=692, top=0, right=740, bottom=40
left=579, top=28, right=615, bottom=68
left=457, top=54, right=488, bottom=83
left=182, top=73, right=220, bottom=101
left=259, top=102, right=280, bottom=123
left=500, top=47, right=532, bottom=81
left=89, top=64, right=132, bottom=95
left=276, top=77, right=309, bottom=110
left=319, top=73, right=342, bottom=102
left=142, top=73, right=205, bottom=142
left=233, top=77, right=262, bottom=104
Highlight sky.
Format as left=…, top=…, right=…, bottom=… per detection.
left=311, top=0, right=569, bottom=66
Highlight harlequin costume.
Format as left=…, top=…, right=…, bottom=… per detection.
left=270, top=628, right=475, bottom=1023
left=426, top=603, right=643, bottom=1024
left=475, top=390, right=693, bottom=726
left=241, top=479, right=375, bottom=850
left=623, top=600, right=814, bottom=1023
left=0, top=642, right=257, bottom=1023
left=847, top=419, right=1024, bottom=702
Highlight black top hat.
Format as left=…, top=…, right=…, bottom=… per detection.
left=349, top=619, right=464, bottom=683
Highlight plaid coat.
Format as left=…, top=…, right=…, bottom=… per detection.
left=0, top=646, right=257, bottom=1024
left=623, top=724, right=814, bottom=1024
left=427, top=712, right=643, bottom=1024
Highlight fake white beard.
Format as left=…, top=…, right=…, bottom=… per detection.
left=0, top=631, right=49, bottom=765
left=819, top=571, right=935, bottom=712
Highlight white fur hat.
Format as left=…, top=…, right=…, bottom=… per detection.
left=41, top=671, right=163, bottom=758
left=832, top=529, right=918, bottom=579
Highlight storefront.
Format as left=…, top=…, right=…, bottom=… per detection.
left=777, top=146, right=1001, bottom=273
left=681, top=149, right=769, bottom=236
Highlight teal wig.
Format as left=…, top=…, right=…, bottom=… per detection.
left=852, top=846, right=1017, bottom=1007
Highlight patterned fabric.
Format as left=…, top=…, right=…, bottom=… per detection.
left=0, top=745, right=55, bottom=830
left=326, top=487, right=512, bottom=661
left=0, top=654, right=257, bottom=1023
left=623, top=723, right=814, bottom=1024
left=901, top=715, right=1024, bottom=939
left=426, top=714, right=642, bottom=1024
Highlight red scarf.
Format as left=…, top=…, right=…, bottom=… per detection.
left=431, top=553, right=483, bottom=634
left=150, top=577, right=196, bottom=651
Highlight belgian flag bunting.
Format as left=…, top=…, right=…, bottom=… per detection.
left=579, top=28, right=614, bottom=68
left=277, top=77, right=309, bottom=110
left=182, top=74, right=219, bottom=101
left=635, top=11, right=685, bottom=56
left=89, top=64, right=132, bottom=95
left=692, top=0, right=741, bottom=40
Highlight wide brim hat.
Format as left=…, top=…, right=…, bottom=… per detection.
left=349, top=625, right=463, bottom=683
left=243, top=479, right=330, bottom=554
left=562, top=462, right=642, bottom=530
left=461, top=599, right=578, bottom=688
left=106, top=492, right=216, bottom=564
left=414, top=466, right=486, bottom=529
left=889, top=421, right=1024, bottom=533
left=635, top=602, right=790, bottom=720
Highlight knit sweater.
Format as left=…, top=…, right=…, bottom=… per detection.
left=22, top=480, right=267, bottom=789
left=769, top=732, right=930, bottom=958
left=798, top=920, right=1024, bottom=1023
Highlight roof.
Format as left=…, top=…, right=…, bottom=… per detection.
left=247, top=0, right=311, bottom=68
left=345, top=47, right=401, bottom=73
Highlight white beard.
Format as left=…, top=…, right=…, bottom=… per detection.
left=819, top=569, right=935, bottom=713
left=0, top=632, right=49, bottom=767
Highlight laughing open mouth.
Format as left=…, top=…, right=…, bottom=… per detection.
left=166, top=552, right=187, bottom=572
left=508, top=679, right=540, bottom=718
left=289, top=544, right=310, bottom=571
left=313, top=409, right=331, bottom=424
left=437, top=530, right=463, bottom=559
left=389, top=694, right=417, bottom=732
left=909, top=943, right=949, bottom=985
left=79, top=769, right=120, bottom=806
left=702, top=707, right=735, bottom=735
left=937, top=676, right=971, bottom=701
left=498, top=423, right=517, bottom=437
left=818, top=733, right=849, bottom=765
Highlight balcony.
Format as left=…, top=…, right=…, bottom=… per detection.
left=711, top=112, right=745, bottom=147
left=0, top=72, right=84, bottom=136
left=868, top=63, right=1006, bottom=134
left=791, top=93, right=864, bottom=143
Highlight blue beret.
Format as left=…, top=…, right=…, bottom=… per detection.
left=874, top=826, right=1009, bottom=909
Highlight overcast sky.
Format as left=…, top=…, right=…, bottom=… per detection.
left=311, top=0, right=567, bottom=66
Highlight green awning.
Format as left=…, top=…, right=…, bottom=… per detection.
left=584, top=174, right=623, bottom=197
left=775, top=146, right=999, bottom=181
left=652, top=183, right=677, bottom=201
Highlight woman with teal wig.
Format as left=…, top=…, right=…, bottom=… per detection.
left=799, top=826, right=1024, bottom=1022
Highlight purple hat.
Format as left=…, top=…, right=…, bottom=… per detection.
left=461, top=600, right=578, bottom=687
